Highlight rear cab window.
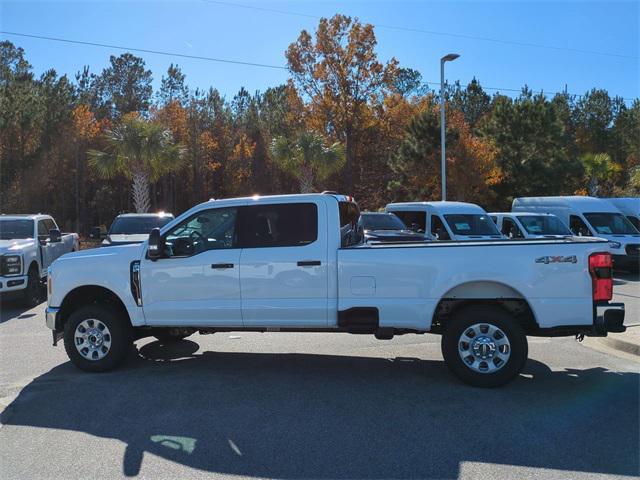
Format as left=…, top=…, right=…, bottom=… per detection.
left=238, top=203, right=318, bottom=248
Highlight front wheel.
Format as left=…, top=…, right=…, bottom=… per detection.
left=21, top=265, right=42, bottom=308
left=63, top=304, right=133, bottom=372
left=441, top=305, right=528, bottom=388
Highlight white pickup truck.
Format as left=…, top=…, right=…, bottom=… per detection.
left=45, top=194, right=625, bottom=387
left=1, top=214, right=79, bottom=306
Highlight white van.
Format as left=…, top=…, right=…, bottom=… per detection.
left=385, top=201, right=503, bottom=241
left=490, top=212, right=572, bottom=239
left=512, top=196, right=640, bottom=271
left=604, top=198, right=640, bottom=231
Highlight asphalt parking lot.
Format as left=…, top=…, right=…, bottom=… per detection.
left=0, top=274, right=638, bottom=480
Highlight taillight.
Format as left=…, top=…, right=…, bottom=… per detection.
left=589, top=252, right=613, bottom=302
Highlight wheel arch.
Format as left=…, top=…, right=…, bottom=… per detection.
left=57, top=285, right=131, bottom=331
left=432, top=281, right=538, bottom=334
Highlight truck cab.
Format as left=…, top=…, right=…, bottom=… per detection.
left=490, top=212, right=572, bottom=239
left=385, top=201, right=503, bottom=241
left=512, top=196, right=640, bottom=271
left=0, top=214, right=79, bottom=305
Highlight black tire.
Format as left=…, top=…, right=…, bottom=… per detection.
left=63, top=304, right=133, bottom=372
left=441, top=305, right=528, bottom=388
left=153, top=328, right=193, bottom=343
left=21, top=265, right=42, bottom=308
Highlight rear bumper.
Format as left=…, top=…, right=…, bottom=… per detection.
left=594, top=303, right=626, bottom=335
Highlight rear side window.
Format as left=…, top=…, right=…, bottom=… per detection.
left=501, top=217, right=524, bottom=239
left=431, top=215, right=451, bottom=240
left=339, top=202, right=359, bottom=227
left=569, top=215, right=592, bottom=236
left=238, top=203, right=318, bottom=248
left=392, top=211, right=426, bottom=232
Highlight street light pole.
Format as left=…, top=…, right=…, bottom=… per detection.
left=440, top=53, right=459, bottom=201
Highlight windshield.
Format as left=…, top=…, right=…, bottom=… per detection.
left=359, top=214, right=407, bottom=231
left=583, top=212, right=639, bottom=235
left=0, top=219, right=34, bottom=240
left=444, top=214, right=500, bottom=236
left=109, top=216, right=173, bottom=235
left=518, top=215, right=572, bottom=235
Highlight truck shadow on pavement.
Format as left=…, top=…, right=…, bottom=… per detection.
left=0, top=299, right=40, bottom=324
left=2, top=340, right=639, bottom=479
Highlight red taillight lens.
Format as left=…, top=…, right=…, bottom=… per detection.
left=589, top=253, right=613, bottom=302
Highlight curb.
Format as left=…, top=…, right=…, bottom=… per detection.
left=596, top=327, right=640, bottom=357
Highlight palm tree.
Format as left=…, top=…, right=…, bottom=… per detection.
left=580, top=153, right=620, bottom=196
left=270, top=132, right=345, bottom=193
left=88, top=115, right=185, bottom=213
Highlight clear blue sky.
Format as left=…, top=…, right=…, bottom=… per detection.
left=2, top=0, right=638, bottom=102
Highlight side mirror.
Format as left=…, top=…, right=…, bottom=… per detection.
left=148, top=228, right=164, bottom=260
left=49, top=229, right=62, bottom=243
left=89, top=226, right=102, bottom=239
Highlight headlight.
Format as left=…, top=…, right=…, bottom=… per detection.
left=608, top=241, right=622, bottom=249
left=1, top=255, right=22, bottom=276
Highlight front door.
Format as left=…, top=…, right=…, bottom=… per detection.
left=141, top=206, right=242, bottom=326
left=238, top=201, right=329, bottom=327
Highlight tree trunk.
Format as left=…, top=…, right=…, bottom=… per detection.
left=298, top=164, right=314, bottom=193
left=132, top=170, right=151, bottom=213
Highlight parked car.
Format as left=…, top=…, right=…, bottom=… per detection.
left=0, top=214, right=79, bottom=306
left=513, top=196, right=639, bottom=271
left=385, top=201, right=503, bottom=240
left=46, top=193, right=624, bottom=387
left=490, top=212, right=572, bottom=239
left=603, top=198, right=640, bottom=231
left=358, top=212, right=431, bottom=243
left=94, top=212, right=174, bottom=247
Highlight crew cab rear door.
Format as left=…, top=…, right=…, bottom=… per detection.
left=238, top=200, right=329, bottom=327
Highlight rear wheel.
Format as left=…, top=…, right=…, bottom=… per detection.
left=63, top=304, right=133, bottom=372
left=442, top=305, right=528, bottom=388
left=21, top=265, right=42, bottom=308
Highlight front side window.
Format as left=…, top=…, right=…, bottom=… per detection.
left=569, top=215, right=592, bottom=236
left=44, top=219, right=57, bottom=232
left=444, top=214, right=500, bottom=236
left=431, top=215, right=451, bottom=240
left=392, top=211, right=426, bottom=233
left=0, top=220, right=34, bottom=240
left=238, top=203, right=318, bottom=248
left=37, top=220, right=49, bottom=238
left=519, top=215, right=571, bottom=236
left=627, top=216, right=640, bottom=230
left=583, top=212, right=639, bottom=235
left=501, top=217, right=524, bottom=238
left=164, top=208, right=237, bottom=257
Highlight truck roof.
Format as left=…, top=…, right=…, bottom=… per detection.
left=0, top=214, right=52, bottom=221
left=490, top=212, right=558, bottom=217
left=115, top=212, right=174, bottom=218
left=603, top=198, right=640, bottom=215
left=386, top=201, right=487, bottom=215
left=200, top=193, right=356, bottom=207
left=512, top=196, right=619, bottom=213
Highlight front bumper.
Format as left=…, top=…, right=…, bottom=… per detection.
left=0, top=274, right=28, bottom=293
left=46, top=306, right=60, bottom=330
left=594, top=303, right=626, bottom=335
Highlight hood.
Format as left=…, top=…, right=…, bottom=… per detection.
left=103, top=234, right=150, bottom=246
left=0, top=238, right=36, bottom=255
left=60, top=242, right=144, bottom=261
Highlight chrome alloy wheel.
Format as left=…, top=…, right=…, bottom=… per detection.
left=74, top=319, right=112, bottom=361
left=457, top=323, right=511, bottom=374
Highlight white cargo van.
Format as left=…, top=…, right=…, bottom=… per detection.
left=512, top=196, right=639, bottom=271
left=604, top=198, right=640, bottom=231
left=385, top=201, right=503, bottom=241
left=490, top=212, right=572, bottom=239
